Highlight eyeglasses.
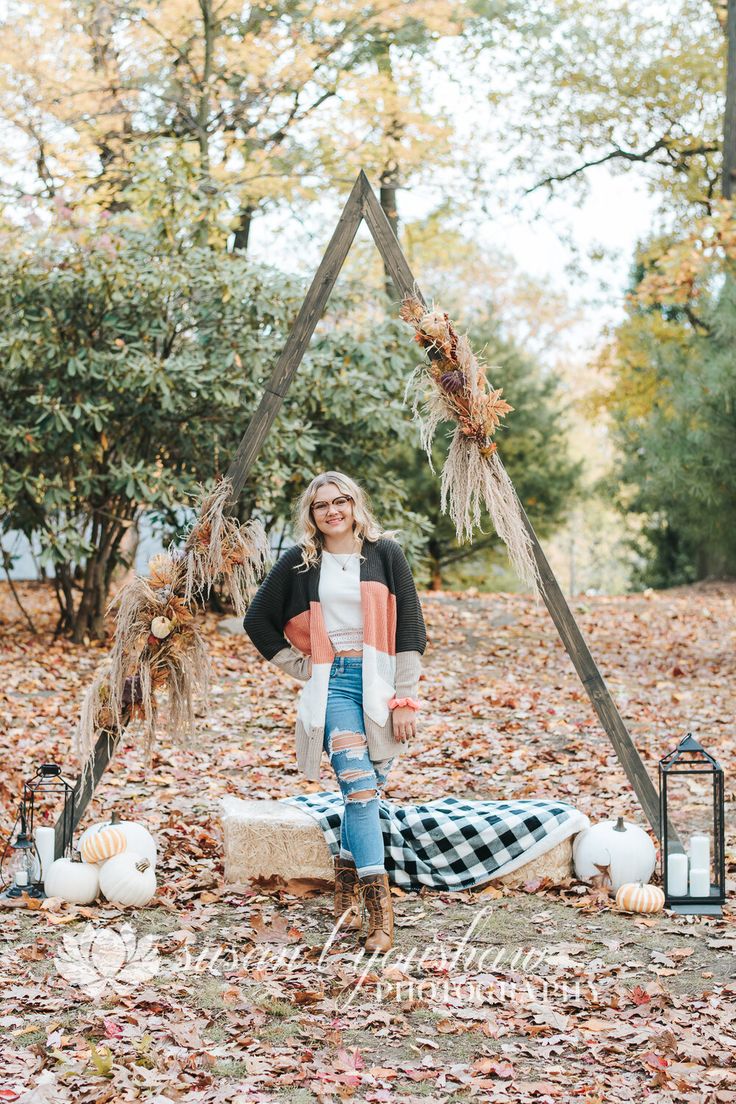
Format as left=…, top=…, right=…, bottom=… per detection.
left=312, top=495, right=352, bottom=515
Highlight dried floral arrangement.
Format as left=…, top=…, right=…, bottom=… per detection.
left=75, top=478, right=270, bottom=784
left=400, top=294, right=541, bottom=596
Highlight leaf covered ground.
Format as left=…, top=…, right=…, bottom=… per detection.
left=0, top=580, right=735, bottom=1103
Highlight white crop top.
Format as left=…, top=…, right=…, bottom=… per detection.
left=318, top=551, right=363, bottom=652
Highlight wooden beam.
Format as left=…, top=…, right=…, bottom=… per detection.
left=57, top=178, right=365, bottom=852
left=225, top=174, right=365, bottom=501
left=56, top=726, right=124, bottom=857
left=359, top=171, right=422, bottom=307
left=518, top=507, right=660, bottom=832
left=60, top=169, right=664, bottom=852
left=359, top=174, right=662, bottom=835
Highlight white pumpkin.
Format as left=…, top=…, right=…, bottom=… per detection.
left=99, top=851, right=157, bottom=907
left=572, top=816, right=656, bottom=892
left=78, top=817, right=157, bottom=868
left=44, top=857, right=99, bottom=904
left=80, top=826, right=127, bottom=865
left=151, top=616, right=173, bottom=639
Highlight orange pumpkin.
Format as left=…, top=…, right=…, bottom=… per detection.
left=615, top=882, right=665, bottom=914
left=80, top=825, right=127, bottom=864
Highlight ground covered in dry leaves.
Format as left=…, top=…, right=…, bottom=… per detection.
left=0, top=579, right=734, bottom=1103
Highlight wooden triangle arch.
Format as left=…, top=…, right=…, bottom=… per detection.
left=57, top=170, right=660, bottom=856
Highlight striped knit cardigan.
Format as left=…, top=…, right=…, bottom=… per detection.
left=243, top=537, right=427, bottom=780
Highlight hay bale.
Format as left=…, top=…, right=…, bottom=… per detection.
left=494, top=838, right=572, bottom=888
left=220, top=797, right=575, bottom=887
left=221, top=797, right=334, bottom=883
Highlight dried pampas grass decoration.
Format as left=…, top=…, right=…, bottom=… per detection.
left=400, top=294, right=541, bottom=597
left=75, top=477, right=270, bottom=790
left=182, top=475, right=266, bottom=614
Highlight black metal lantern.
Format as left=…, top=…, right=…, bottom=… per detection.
left=3, top=808, right=42, bottom=899
left=659, top=734, right=726, bottom=916
left=1, top=763, right=75, bottom=901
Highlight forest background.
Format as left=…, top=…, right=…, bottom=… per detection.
left=1, top=0, right=735, bottom=643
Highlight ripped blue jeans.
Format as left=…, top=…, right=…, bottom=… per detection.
left=323, top=656, right=394, bottom=877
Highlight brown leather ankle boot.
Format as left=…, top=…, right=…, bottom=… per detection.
left=359, top=871, right=394, bottom=951
left=334, top=856, right=362, bottom=930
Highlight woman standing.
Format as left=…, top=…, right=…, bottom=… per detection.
left=244, top=471, right=426, bottom=950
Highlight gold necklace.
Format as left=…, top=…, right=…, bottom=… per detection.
left=327, top=550, right=356, bottom=572
left=324, top=538, right=360, bottom=571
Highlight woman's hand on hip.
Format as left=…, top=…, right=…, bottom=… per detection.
left=392, top=705, right=416, bottom=743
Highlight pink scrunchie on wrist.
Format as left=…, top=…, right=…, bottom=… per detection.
left=389, top=696, right=421, bottom=711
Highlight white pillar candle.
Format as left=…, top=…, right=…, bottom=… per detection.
left=14, top=871, right=28, bottom=887
left=35, top=827, right=57, bottom=885
left=689, top=867, right=710, bottom=897
left=689, top=834, right=710, bottom=871
left=667, top=852, right=688, bottom=896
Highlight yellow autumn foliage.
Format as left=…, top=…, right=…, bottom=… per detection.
left=0, top=0, right=473, bottom=226
left=590, top=312, right=692, bottom=423
left=636, top=200, right=736, bottom=309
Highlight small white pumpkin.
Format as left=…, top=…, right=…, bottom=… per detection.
left=99, top=851, right=157, bottom=907
left=151, top=616, right=174, bottom=639
left=44, top=857, right=99, bottom=904
left=78, top=816, right=157, bottom=868
left=573, top=816, right=656, bottom=892
left=615, top=882, right=665, bottom=914
left=80, top=826, right=127, bottom=865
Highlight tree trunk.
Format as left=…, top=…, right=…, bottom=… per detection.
left=696, top=542, right=736, bottom=579
left=84, top=3, right=134, bottom=208
left=71, top=515, right=102, bottom=641
left=73, top=565, right=109, bottom=642
left=723, top=0, right=736, bottom=197
left=428, top=537, right=443, bottom=590
left=379, top=171, right=399, bottom=239
left=233, top=206, right=255, bottom=252
left=90, top=524, right=130, bottom=639
left=376, top=43, right=401, bottom=299
left=53, top=563, right=76, bottom=636
left=195, top=0, right=214, bottom=245
left=110, top=518, right=140, bottom=591
left=71, top=513, right=126, bottom=642
left=1, top=549, right=37, bottom=633
left=72, top=557, right=105, bottom=642
left=205, top=586, right=228, bottom=613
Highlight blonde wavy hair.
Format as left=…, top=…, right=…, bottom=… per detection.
left=292, top=471, right=398, bottom=571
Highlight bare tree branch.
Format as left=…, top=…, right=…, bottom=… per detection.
left=682, top=304, right=711, bottom=334
left=526, top=137, right=719, bottom=194
left=1, top=548, right=37, bottom=633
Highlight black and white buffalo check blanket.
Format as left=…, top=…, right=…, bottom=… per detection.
left=280, top=792, right=589, bottom=892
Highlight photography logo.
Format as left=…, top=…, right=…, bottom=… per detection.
left=54, top=922, right=160, bottom=998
